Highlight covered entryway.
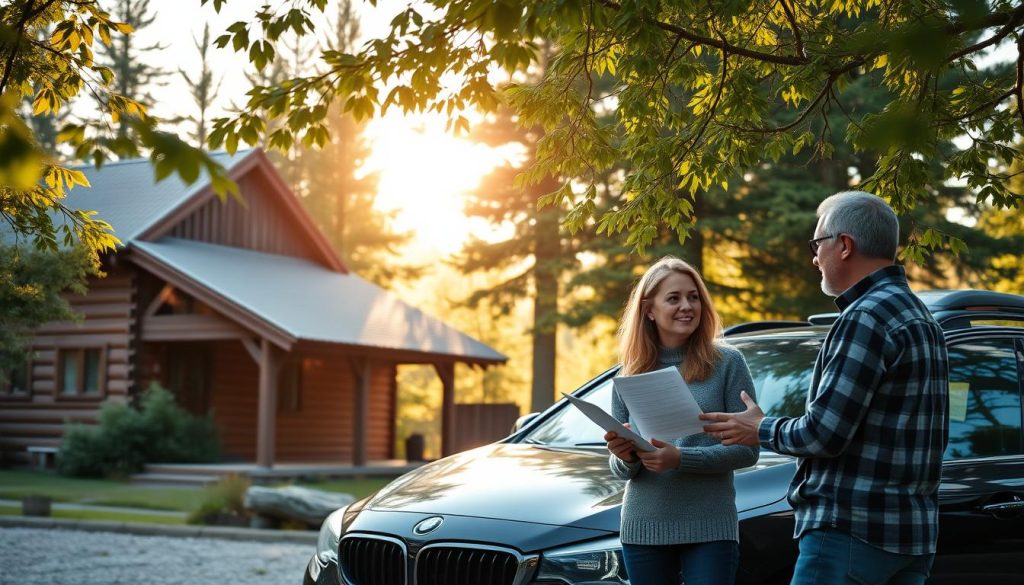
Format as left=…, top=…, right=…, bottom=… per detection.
left=131, top=238, right=506, bottom=468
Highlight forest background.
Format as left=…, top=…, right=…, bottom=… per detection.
left=4, top=0, right=1024, bottom=459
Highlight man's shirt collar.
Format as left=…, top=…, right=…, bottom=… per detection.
left=835, top=264, right=905, bottom=311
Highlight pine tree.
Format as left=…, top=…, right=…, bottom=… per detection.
left=97, top=0, right=168, bottom=137
left=241, top=1, right=415, bottom=286
left=457, top=102, right=567, bottom=412
left=179, top=23, right=222, bottom=147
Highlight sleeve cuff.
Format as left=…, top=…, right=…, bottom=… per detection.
left=758, top=416, right=781, bottom=450
left=676, top=447, right=705, bottom=471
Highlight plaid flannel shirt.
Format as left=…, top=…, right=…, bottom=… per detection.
left=759, top=265, right=949, bottom=555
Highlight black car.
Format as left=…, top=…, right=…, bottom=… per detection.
left=304, top=289, right=1024, bottom=585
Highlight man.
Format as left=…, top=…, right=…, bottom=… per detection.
left=701, top=191, right=949, bottom=585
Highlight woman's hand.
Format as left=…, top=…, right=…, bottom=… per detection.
left=605, top=424, right=638, bottom=463
left=637, top=438, right=679, bottom=473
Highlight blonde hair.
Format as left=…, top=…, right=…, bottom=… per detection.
left=618, top=256, right=722, bottom=381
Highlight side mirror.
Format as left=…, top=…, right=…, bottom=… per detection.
left=511, top=412, right=540, bottom=434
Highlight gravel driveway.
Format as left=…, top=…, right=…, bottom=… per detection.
left=0, top=527, right=311, bottom=585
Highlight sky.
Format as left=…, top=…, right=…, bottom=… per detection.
left=139, top=0, right=513, bottom=259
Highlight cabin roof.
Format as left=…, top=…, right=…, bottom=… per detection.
left=62, top=150, right=256, bottom=243
left=131, top=237, right=507, bottom=364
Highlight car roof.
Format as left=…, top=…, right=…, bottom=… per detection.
left=724, top=289, right=1024, bottom=337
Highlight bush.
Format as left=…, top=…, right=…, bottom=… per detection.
left=58, top=383, right=222, bottom=478
left=187, top=473, right=250, bottom=525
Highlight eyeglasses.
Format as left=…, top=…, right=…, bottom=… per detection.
left=808, top=234, right=835, bottom=256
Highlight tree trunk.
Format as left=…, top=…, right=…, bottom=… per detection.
left=530, top=180, right=561, bottom=412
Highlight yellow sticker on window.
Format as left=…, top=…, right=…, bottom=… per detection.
left=948, top=382, right=969, bottom=422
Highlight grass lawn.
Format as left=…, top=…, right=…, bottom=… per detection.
left=0, top=505, right=187, bottom=525
left=0, top=470, right=201, bottom=512
left=0, top=470, right=395, bottom=515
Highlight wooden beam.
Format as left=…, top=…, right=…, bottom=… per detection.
left=129, top=246, right=296, bottom=350
left=255, top=338, right=282, bottom=468
left=350, top=359, right=371, bottom=466
left=143, top=284, right=176, bottom=319
left=434, top=362, right=456, bottom=457
left=241, top=337, right=261, bottom=363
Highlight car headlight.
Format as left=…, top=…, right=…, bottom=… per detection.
left=535, top=536, right=629, bottom=584
left=315, top=506, right=348, bottom=565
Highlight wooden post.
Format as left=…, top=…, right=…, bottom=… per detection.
left=256, top=338, right=281, bottom=468
left=351, top=359, right=371, bottom=466
left=434, top=362, right=455, bottom=457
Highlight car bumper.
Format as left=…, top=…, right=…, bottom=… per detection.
left=303, top=555, right=341, bottom=585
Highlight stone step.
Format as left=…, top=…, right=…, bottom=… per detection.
left=129, top=472, right=221, bottom=487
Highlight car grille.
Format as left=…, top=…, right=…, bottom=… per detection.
left=338, top=536, right=531, bottom=585
left=339, top=536, right=405, bottom=585
left=415, top=546, right=519, bottom=585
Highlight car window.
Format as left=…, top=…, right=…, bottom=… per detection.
left=944, top=339, right=1023, bottom=460
left=731, top=337, right=821, bottom=418
left=523, top=336, right=823, bottom=447
left=525, top=378, right=613, bottom=446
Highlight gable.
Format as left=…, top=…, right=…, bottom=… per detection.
left=138, top=151, right=344, bottom=272
left=161, top=167, right=323, bottom=265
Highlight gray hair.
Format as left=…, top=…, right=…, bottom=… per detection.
left=817, top=191, right=899, bottom=260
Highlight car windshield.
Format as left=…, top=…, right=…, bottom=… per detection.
left=523, top=336, right=822, bottom=447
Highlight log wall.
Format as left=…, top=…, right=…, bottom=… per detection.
left=0, top=264, right=135, bottom=464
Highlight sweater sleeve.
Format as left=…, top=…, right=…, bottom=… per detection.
left=677, top=347, right=761, bottom=473
left=608, top=381, right=642, bottom=479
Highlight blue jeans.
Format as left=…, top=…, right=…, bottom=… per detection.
left=621, top=540, right=739, bottom=585
left=791, top=529, right=934, bottom=585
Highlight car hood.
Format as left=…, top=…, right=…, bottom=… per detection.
left=363, top=443, right=792, bottom=531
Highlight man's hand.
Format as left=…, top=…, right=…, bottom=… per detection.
left=700, top=391, right=764, bottom=447
left=605, top=424, right=637, bottom=462
left=638, top=438, right=679, bottom=473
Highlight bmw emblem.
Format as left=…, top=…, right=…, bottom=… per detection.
left=413, top=516, right=444, bottom=535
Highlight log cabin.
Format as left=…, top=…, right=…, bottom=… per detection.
left=0, top=149, right=507, bottom=468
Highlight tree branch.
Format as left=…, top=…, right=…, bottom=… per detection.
left=594, top=0, right=808, bottom=66
left=1016, top=34, right=1024, bottom=130
left=947, top=3, right=1024, bottom=63
left=779, top=0, right=806, bottom=60
left=0, top=0, right=59, bottom=95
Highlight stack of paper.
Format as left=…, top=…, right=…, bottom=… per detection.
left=564, top=366, right=705, bottom=450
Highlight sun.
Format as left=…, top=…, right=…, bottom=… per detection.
left=363, top=112, right=513, bottom=259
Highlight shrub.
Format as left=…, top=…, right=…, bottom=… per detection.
left=187, top=473, right=250, bottom=525
left=58, top=383, right=222, bottom=478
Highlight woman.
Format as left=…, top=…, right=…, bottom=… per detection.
left=605, top=256, right=759, bottom=585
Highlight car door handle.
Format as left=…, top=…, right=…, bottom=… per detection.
left=981, top=495, right=1024, bottom=517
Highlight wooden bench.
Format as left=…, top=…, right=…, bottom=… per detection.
left=26, top=446, right=58, bottom=470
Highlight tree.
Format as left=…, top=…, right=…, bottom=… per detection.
left=209, top=0, right=1024, bottom=255
left=179, top=23, right=222, bottom=147
left=96, top=0, right=167, bottom=137
left=1, top=1, right=237, bottom=263
left=298, top=0, right=415, bottom=285
left=236, top=1, right=414, bottom=285
left=0, top=245, right=96, bottom=378
left=565, top=70, right=1019, bottom=326
left=457, top=103, right=568, bottom=411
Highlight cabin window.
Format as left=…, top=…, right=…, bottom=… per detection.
left=57, top=348, right=106, bottom=397
left=1, top=359, right=31, bottom=398
left=278, top=359, right=303, bottom=414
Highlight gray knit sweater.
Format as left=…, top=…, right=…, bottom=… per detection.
left=610, top=343, right=759, bottom=545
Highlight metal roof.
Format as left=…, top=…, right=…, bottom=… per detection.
left=131, top=238, right=507, bottom=364
left=58, top=150, right=255, bottom=244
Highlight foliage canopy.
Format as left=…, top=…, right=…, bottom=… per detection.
left=0, top=1, right=237, bottom=259
left=210, top=0, right=1024, bottom=254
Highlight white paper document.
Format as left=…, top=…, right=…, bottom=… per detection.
left=612, top=366, right=705, bottom=442
left=561, top=393, right=656, bottom=451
